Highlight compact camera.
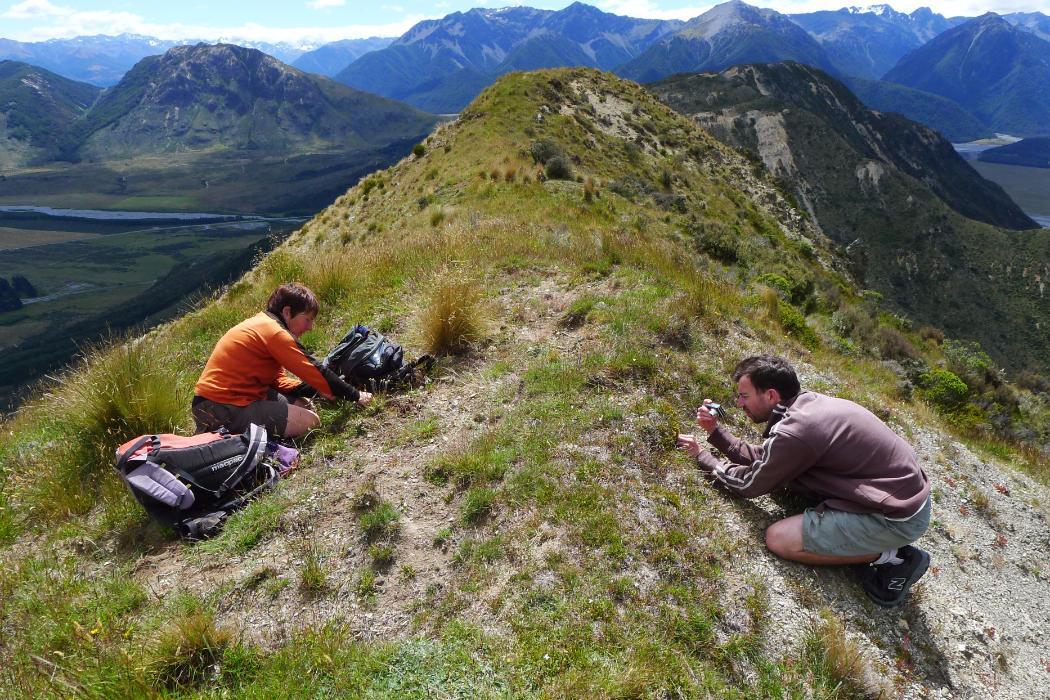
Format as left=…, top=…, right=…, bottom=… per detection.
left=704, top=403, right=726, bottom=420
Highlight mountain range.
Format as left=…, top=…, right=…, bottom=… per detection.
left=334, top=2, right=683, bottom=113
left=652, top=62, right=1047, bottom=371
left=4, top=3, right=1050, bottom=141
left=290, top=38, right=394, bottom=77
left=618, top=0, right=836, bottom=83
left=789, top=4, right=962, bottom=78
left=0, top=33, right=329, bottom=86
left=883, top=13, right=1050, bottom=137
left=0, top=44, right=435, bottom=167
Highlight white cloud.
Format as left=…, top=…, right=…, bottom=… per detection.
left=3, top=0, right=70, bottom=19
left=306, top=0, right=345, bottom=8
left=595, top=1, right=710, bottom=21
left=1, top=0, right=426, bottom=44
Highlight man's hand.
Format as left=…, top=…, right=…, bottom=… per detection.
left=357, top=391, right=373, bottom=406
left=695, top=400, right=719, bottom=434
left=676, top=433, right=701, bottom=457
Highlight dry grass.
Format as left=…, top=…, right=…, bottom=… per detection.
left=149, top=610, right=232, bottom=689
left=803, top=609, right=893, bottom=699
left=413, top=266, right=489, bottom=356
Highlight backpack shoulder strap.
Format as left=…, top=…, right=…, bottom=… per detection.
left=115, top=435, right=159, bottom=475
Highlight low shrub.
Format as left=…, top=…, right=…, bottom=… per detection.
left=691, top=220, right=739, bottom=264
left=544, top=156, right=573, bottom=181
left=875, top=326, right=918, bottom=361
left=918, top=368, right=970, bottom=413
left=529, top=139, right=563, bottom=165
left=777, top=301, right=819, bottom=349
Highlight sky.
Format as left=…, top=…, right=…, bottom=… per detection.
left=2, top=0, right=1047, bottom=44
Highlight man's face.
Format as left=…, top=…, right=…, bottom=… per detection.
left=735, top=375, right=780, bottom=423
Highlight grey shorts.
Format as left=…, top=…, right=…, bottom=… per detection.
left=802, top=496, right=931, bottom=557
left=192, top=390, right=289, bottom=437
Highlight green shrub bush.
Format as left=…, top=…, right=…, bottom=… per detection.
left=918, top=368, right=970, bottom=412
left=544, top=156, right=573, bottom=181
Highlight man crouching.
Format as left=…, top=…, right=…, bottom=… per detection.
left=677, top=354, right=932, bottom=607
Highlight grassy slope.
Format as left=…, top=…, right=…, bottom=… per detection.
left=1, top=68, right=1048, bottom=697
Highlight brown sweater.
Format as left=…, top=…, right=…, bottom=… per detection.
left=698, top=391, right=929, bottom=519
left=195, top=311, right=359, bottom=406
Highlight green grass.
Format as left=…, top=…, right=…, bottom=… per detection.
left=358, top=501, right=401, bottom=541
left=460, top=487, right=497, bottom=525
left=299, top=544, right=329, bottom=597
left=196, top=488, right=289, bottom=555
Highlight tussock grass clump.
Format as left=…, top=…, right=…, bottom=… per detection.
left=802, top=609, right=892, bottom=699
left=149, top=609, right=232, bottom=689
left=12, top=336, right=190, bottom=520
left=460, top=487, right=496, bottom=524
left=358, top=501, right=400, bottom=541
left=368, top=543, right=395, bottom=568
left=414, top=267, right=488, bottom=356
left=299, top=543, right=328, bottom=597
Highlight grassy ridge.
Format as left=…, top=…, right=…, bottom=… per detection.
left=1, top=68, right=1048, bottom=696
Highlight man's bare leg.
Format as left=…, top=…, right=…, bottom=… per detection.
left=765, top=514, right=879, bottom=565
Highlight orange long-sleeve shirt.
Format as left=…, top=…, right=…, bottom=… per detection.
left=195, top=311, right=358, bottom=406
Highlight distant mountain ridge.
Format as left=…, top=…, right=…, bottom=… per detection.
left=787, top=5, right=963, bottom=78
left=618, top=0, right=837, bottom=83
left=291, top=38, right=395, bottom=77
left=0, top=44, right=434, bottom=170
left=0, top=33, right=316, bottom=86
left=62, top=43, right=437, bottom=161
left=883, top=13, right=1050, bottom=137
left=0, top=61, right=100, bottom=167
left=334, top=2, right=683, bottom=112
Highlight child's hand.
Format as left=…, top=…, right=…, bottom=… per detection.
left=357, top=391, right=373, bottom=406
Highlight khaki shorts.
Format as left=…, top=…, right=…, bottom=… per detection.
left=192, top=390, right=289, bottom=437
left=802, top=496, right=931, bottom=557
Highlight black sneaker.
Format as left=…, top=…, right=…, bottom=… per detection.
left=855, top=545, right=930, bottom=608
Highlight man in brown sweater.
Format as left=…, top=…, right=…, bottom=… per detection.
left=677, top=354, right=932, bottom=607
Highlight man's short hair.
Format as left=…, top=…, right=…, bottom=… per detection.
left=732, top=354, right=800, bottom=401
left=266, top=283, right=319, bottom=318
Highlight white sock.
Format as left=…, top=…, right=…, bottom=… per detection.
left=872, top=549, right=903, bottom=566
